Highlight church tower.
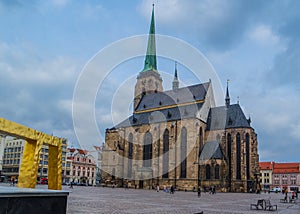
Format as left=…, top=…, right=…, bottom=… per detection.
left=134, top=5, right=163, bottom=111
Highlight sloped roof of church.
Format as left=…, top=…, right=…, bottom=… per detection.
left=115, top=103, right=203, bottom=128
left=206, top=104, right=251, bottom=130
left=199, top=141, right=224, bottom=161
left=136, top=82, right=210, bottom=111
left=113, top=82, right=210, bottom=129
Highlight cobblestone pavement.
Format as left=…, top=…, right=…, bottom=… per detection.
left=1, top=183, right=299, bottom=213
left=63, top=186, right=300, bottom=214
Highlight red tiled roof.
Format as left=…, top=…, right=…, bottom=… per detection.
left=273, top=162, right=300, bottom=174
left=77, top=149, right=88, bottom=155
left=259, top=162, right=273, bottom=170
left=68, top=148, right=75, bottom=152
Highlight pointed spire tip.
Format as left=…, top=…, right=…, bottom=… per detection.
left=142, top=4, right=157, bottom=72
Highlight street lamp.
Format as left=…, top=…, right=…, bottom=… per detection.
left=194, top=151, right=203, bottom=194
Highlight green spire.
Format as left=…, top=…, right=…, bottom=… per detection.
left=142, top=4, right=157, bottom=72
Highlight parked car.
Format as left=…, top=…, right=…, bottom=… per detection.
left=271, top=187, right=281, bottom=192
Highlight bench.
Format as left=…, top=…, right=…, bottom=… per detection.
left=280, top=198, right=288, bottom=203
left=265, top=199, right=277, bottom=211
left=250, top=199, right=265, bottom=210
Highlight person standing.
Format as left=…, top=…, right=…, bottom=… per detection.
left=170, top=185, right=174, bottom=194
left=285, top=188, right=288, bottom=201
left=198, top=186, right=201, bottom=198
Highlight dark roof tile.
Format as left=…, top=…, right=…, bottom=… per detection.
left=206, top=104, right=251, bottom=130
left=199, top=141, right=224, bottom=161
left=136, top=82, right=210, bottom=111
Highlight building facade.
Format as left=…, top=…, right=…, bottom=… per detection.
left=273, top=162, right=300, bottom=192
left=91, top=145, right=103, bottom=185
left=67, top=148, right=97, bottom=185
left=0, top=135, right=6, bottom=181
left=259, top=162, right=273, bottom=191
left=1, top=138, right=24, bottom=182
left=259, top=161, right=300, bottom=192
left=1, top=137, right=67, bottom=183
left=101, top=7, right=260, bottom=192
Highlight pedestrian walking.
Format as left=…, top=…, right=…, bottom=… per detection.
left=170, top=185, right=174, bottom=194
left=156, top=184, right=159, bottom=192
left=198, top=186, right=201, bottom=198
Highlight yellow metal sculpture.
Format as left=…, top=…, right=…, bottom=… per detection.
left=0, top=118, right=62, bottom=190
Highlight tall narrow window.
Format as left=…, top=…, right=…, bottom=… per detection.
left=206, top=164, right=211, bottom=179
left=128, top=133, right=133, bottom=178
left=143, top=132, right=153, bottom=167
left=227, top=134, right=232, bottom=180
left=245, top=133, right=250, bottom=180
left=199, top=127, right=203, bottom=155
left=180, top=127, right=187, bottom=178
left=162, top=129, right=169, bottom=178
left=215, top=164, right=220, bottom=179
left=236, top=133, right=241, bottom=180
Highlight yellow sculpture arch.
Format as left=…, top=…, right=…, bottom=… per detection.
left=0, top=118, right=62, bottom=190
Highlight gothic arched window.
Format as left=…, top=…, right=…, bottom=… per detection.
left=143, top=132, right=153, bottom=167
left=215, top=164, right=220, bottom=179
left=162, top=129, right=169, bottom=178
left=199, top=127, right=203, bottom=154
left=236, top=133, right=241, bottom=180
left=245, top=133, right=250, bottom=180
left=128, top=133, right=133, bottom=178
left=206, top=164, right=211, bottom=180
left=227, top=133, right=232, bottom=180
left=180, top=127, right=187, bottom=178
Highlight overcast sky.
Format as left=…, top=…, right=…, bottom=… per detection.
left=0, top=0, right=299, bottom=162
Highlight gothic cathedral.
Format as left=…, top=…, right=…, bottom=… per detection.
left=101, top=6, right=259, bottom=192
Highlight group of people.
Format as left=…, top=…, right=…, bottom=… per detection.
left=9, top=178, right=17, bottom=186
left=283, top=187, right=298, bottom=201
left=156, top=184, right=175, bottom=194
left=194, top=186, right=216, bottom=197
left=291, top=191, right=298, bottom=199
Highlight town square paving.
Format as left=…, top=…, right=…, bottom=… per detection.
left=0, top=183, right=299, bottom=213
left=63, top=186, right=300, bottom=214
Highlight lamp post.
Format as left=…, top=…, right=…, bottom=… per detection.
left=195, top=148, right=203, bottom=195
left=198, top=161, right=201, bottom=191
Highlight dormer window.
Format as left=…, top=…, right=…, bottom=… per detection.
left=167, top=111, right=172, bottom=118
